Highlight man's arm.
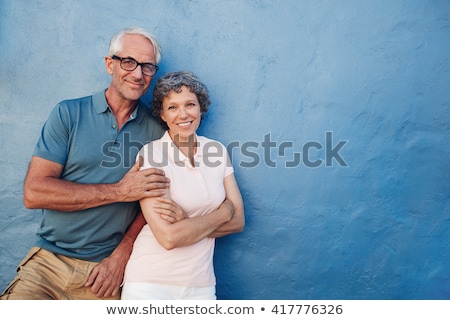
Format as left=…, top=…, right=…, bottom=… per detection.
left=24, top=156, right=169, bottom=211
left=86, top=196, right=188, bottom=298
left=85, top=211, right=146, bottom=298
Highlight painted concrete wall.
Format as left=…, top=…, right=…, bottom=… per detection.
left=0, top=0, right=449, bottom=299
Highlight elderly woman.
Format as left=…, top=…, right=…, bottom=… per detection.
left=121, top=71, right=245, bottom=300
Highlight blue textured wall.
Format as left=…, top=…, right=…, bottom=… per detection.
left=1, top=1, right=449, bottom=299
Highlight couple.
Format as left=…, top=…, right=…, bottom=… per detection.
left=1, top=27, right=244, bottom=300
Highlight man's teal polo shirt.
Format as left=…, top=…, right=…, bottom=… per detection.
left=33, top=90, right=164, bottom=261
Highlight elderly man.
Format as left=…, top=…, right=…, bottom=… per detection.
left=2, top=27, right=174, bottom=300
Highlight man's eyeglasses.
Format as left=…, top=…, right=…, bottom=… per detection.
left=111, top=55, right=159, bottom=76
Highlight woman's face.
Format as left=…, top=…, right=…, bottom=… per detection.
left=160, top=85, right=202, bottom=142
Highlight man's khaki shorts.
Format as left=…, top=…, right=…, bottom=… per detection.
left=1, top=247, right=120, bottom=300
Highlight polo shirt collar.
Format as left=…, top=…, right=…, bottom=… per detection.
left=93, top=90, right=110, bottom=114
left=92, top=90, right=146, bottom=124
left=161, top=131, right=201, bottom=164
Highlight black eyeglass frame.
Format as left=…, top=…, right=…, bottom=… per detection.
left=111, top=55, right=159, bottom=76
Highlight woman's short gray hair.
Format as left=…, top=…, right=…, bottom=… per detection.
left=151, top=71, right=211, bottom=127
left=108, top=27, right=162, bottom=64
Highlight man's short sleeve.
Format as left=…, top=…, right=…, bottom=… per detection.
left=33, top=103, right=71, bottom=165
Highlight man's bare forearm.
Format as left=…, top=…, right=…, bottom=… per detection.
left=24, top=156, right=168, bottom=212
left=24, top=176, right=122, bottom=212
left=110, top=211, right=146, bottom=259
